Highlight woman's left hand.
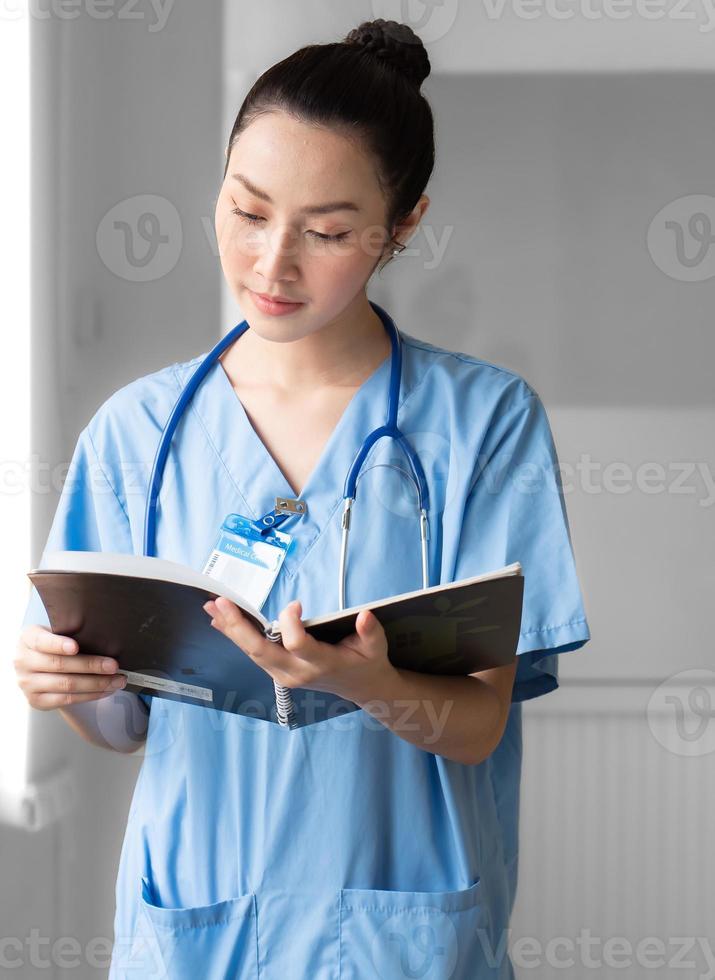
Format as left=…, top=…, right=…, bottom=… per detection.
left=202, top=596, right=395, bottom=705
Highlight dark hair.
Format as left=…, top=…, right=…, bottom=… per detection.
left=222, top=19, right=435, bottom=270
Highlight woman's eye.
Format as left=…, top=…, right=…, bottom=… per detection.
left=308, top=229, right=351, bottom=243
left=231, top=207, right=350, bottom=244
left=231, top=207, right=262, bottom=225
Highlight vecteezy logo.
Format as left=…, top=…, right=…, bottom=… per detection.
left=367, top=429, right=453, bottom=520
left=370, top=911, right=458, bottom=978
left=646, top=668, right=715, bottom=757
left=371, top=0, right=460, bottom=43
left=96, top=194, right=182, bottom=282
left=646, top=195, right=715, bottom=282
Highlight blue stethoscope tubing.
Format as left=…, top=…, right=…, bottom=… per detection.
left=142, top=300, right=431, bottom=726
left=337, top=304, right=430, bottom=607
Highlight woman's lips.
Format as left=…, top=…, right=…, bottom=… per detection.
left=248, top=289, right=305, bottom=316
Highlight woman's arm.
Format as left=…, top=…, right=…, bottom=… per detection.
left=351, top=660, right=518, bottom=766
left=59, top=691, right=149, bottom=754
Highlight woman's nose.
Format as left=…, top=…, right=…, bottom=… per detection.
left=253, top=226, right=301, bottom=279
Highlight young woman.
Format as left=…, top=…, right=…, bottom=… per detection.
left=16, top=19, right=591, bottom=979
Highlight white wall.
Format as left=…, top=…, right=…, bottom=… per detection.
left=1, top=5, right=223, bottom=977
left=225, top=0, right=715, bottom=74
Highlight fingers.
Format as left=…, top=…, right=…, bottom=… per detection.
left=17, top=625, right=120, bottom=675
left=18, top=673, right=127, bottom=711
left=15, top=624, right=126, bottom=712
left=23, top=624, right=78, bottom=655
left=355, top=608, right=379, bottom=641
left=205, top=598, right=271, bottom=659
left=204, top=598, right=302, bottom=679
left=18, top=671, right=127, bottom=700
left=354, top=609, right=384, bottom=646
left=30, top=689, right=124, bottom=711
left=22, top=648, right=120, bottom=676
left=276, top=601, right=307, bottom=654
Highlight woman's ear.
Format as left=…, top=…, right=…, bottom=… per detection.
left=392, top=195, right=431, bottom=251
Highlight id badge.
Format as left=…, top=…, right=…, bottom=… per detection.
left=202, top=513, right=293, bottom=611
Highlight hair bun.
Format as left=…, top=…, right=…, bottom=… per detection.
left=344, top=19, right=430, bottom=89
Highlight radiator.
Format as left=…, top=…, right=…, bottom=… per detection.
left=510, top=679, right=715, bottom=980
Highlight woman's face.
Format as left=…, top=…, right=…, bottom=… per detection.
left=214, top=110, right=396, bottom=340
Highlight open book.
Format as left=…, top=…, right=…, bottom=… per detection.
left=28, top=551, right=524, bottom=728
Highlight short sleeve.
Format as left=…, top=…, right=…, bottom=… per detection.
left=20, top=424, right=153, bottom=713
left=453, top=386, right=591, bottom=702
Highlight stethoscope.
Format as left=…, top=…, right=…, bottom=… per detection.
left=143, top=300, right=430, bottom=728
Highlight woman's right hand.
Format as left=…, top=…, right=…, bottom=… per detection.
left=14, top=625, right=128, bottom=710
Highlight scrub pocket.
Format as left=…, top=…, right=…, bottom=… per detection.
left=122, top=875, right=259, bottom=980
left=339, top=877, right=498, bottom=980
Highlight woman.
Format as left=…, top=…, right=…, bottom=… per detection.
left=16, top=19, right=591, bottom=979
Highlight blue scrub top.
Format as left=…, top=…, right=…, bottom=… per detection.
left=22, top=327, right=591, bottom=979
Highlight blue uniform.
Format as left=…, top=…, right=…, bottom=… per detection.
left=22, top=327, right=591, bottom=979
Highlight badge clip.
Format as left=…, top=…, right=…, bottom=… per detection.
left=275, top=496, right=308, bottom=517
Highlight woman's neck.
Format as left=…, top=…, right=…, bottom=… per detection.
left=220, top=297, right=392, bottom=393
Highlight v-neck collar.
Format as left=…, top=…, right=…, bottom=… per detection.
left=187, top=338, right=398, bottom=580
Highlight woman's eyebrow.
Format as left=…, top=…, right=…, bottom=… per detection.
left=231, top=173, right=361, bottom=215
